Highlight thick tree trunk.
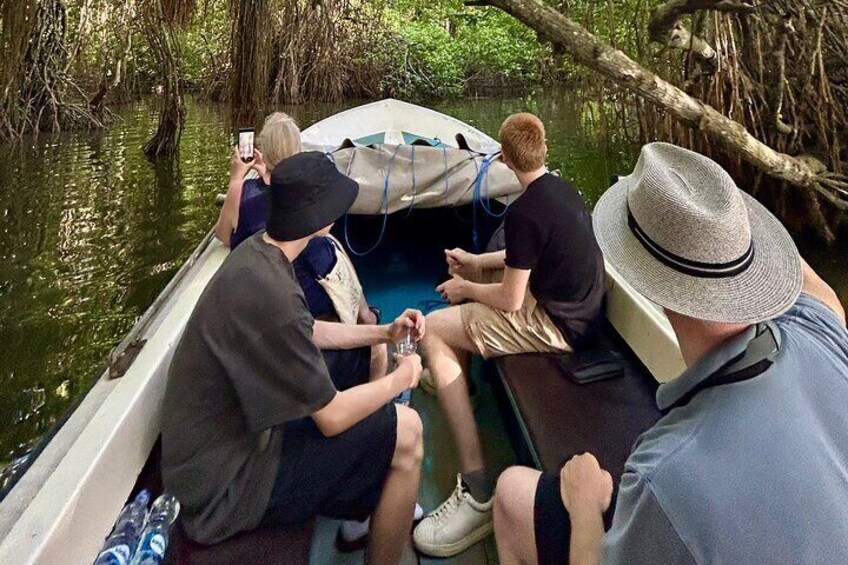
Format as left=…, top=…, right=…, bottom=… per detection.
left=0, top=0, right=39, bottom=137
left=141, top=0, right=186, bottom=157
left=480, top=0, right=847, bottom=210
left=229, top=0, right=272, bottom=122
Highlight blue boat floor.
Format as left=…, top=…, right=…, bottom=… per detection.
left=308, top=382, right=514, bottom=564
left=312, top=220, right=516, bottom=563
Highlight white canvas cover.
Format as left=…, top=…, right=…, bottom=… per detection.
left=328, top=143, right=523, bottom=215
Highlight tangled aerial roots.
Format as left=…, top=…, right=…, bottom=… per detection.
left=0, top=0, right=105, bottom=139
left=480, top=0, right=847, bottom=240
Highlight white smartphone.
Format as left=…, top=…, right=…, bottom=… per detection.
left=238, top=128, right=255, bottom=163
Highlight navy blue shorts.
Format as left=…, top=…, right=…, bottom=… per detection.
left=534, top=471, right=617, bottom=565
left=322, top=347, right=371, bottom=391
left=262, top=346, right=396, bottom=525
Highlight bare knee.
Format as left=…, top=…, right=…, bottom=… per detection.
left=494, top=467, right=541, bottom=565
left=421, top=313, right=465, bottom=390
left=495, top=466, right=540, bottom=527
left=393, top=405, right=423, bottom=472
left=419, top=312, right=442, bottom=353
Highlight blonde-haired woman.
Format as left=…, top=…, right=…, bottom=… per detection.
left=215, top=112, right=302, bottom=248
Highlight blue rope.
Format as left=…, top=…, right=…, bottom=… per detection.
left=475, top=152, right=509, bottom=218
left=469, top=152, right=510, bottom=251
left=404, top=145, right=417, bottom=218
left=343, top=145, right=399, bottom=256
left=441, top=146, right=450, bottom=207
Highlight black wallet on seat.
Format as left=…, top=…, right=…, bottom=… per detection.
left=557, top=349, right=626, bottom=384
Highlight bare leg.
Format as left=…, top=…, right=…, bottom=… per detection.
left=494, top=466, right=541, bottom=565
left=367, top=405, right=423, bottom=565
left=420, top=307, right=484, bottom=474
left=369, top=343, right=389, bottom=381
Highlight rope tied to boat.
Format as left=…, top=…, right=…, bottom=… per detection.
left=470, top=151, right=509, bottom=251
left=342, top=144, right=510, bottom=256
left=343, top=144, right=397, bottom=256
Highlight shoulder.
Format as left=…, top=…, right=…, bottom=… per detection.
left=623, top=402, right=712, bottom=482
left=294, top=236, right=338, bottom=274
left=776, top=293, right=848, bottom=361
left=604, top=466, right=697, bottom=564
left=215, top=238, right=303, bottom=314
left=241, top=177, right=266, bottom=191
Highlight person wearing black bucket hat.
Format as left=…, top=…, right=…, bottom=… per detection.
left=265, top=151, right=360, bottom=241
left=492, top=143, right=847, bottom=565
left=161, top=151, right=427, bottom=564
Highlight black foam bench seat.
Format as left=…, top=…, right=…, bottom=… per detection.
left=134, top=441, right=315, bottom=565
left=167, top=521, right=314, bottom=565
left=492, top=325, right=663, bottom=476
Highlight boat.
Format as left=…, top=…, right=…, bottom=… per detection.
left=0, top=98, right=684, bottom=563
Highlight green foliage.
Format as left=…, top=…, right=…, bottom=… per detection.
left=376, top=1, right=550, bottom=99
left=59, top=0, right=562, bottom=103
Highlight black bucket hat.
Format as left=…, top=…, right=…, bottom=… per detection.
left=266, top=151, right=359, bottom=241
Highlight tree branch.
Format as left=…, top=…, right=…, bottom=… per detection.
left=648, top=1, right=756, bottom=66
left=479, top=0, right=847, bottom=209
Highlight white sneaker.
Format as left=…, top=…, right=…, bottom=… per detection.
left=413, top=475, right=493, bottom=557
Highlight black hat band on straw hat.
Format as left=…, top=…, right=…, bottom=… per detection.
left=626, top=203, right=755, bottom=279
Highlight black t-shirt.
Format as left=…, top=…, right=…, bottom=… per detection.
left=161, top=233, right=337, bottom=544
left=504, top=173, right=605, bottom=343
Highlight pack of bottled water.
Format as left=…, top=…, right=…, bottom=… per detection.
left=93, top=490, right=180, bottom=565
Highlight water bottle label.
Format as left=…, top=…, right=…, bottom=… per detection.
left=149, top=533, right=166, bottom=556
left=103, top=545, right=131, bottom=565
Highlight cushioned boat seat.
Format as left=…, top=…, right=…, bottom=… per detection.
left=493, top=323, right=662, bottom=476
left=134, top=441, right=315, bottom=565
left=167, top=522, right=314, bottom=565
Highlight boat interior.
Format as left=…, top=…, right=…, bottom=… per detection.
left=0, top=100, right=685, bottom=564
left=134, top=207, right=662, bottom=564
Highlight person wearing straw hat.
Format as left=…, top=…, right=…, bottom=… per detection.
left=162, top=152, right=426, bottom=564
left=492, top=142, right=847, bottom=564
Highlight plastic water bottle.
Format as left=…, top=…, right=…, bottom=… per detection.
left=93, top=490, right=151, bottom=565
left=129, top=493, right=180, bottom=565
left=395, top=329, right=417, bottom=405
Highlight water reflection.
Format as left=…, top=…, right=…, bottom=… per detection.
left=0, top=99, right=232, bottom=487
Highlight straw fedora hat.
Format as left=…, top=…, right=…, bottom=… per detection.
left=593, top=142, right=801, bottom=323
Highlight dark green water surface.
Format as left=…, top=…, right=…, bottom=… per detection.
left=0, top=94, right=845, bottom=486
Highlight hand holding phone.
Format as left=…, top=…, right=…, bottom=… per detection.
left=238, top=128, right=255, bottom=163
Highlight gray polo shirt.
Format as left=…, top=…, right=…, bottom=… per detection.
left=603, top=293, right=848, bottom=564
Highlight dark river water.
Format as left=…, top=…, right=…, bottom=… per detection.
left=0, top=93, right=845, bottom=486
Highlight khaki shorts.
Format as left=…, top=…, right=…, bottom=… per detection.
left=459, top=268, right=571, bottom=359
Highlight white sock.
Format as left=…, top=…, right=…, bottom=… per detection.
left=340, top=503, right=424, bottom=542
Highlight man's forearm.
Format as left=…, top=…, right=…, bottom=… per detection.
left=313, top=320, right=390, bottom=349
left=477, top=250, right=506, bottom=270
left=569, top=511, right=605, bottom=565
left=467, top=281, right=523, bottom=312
